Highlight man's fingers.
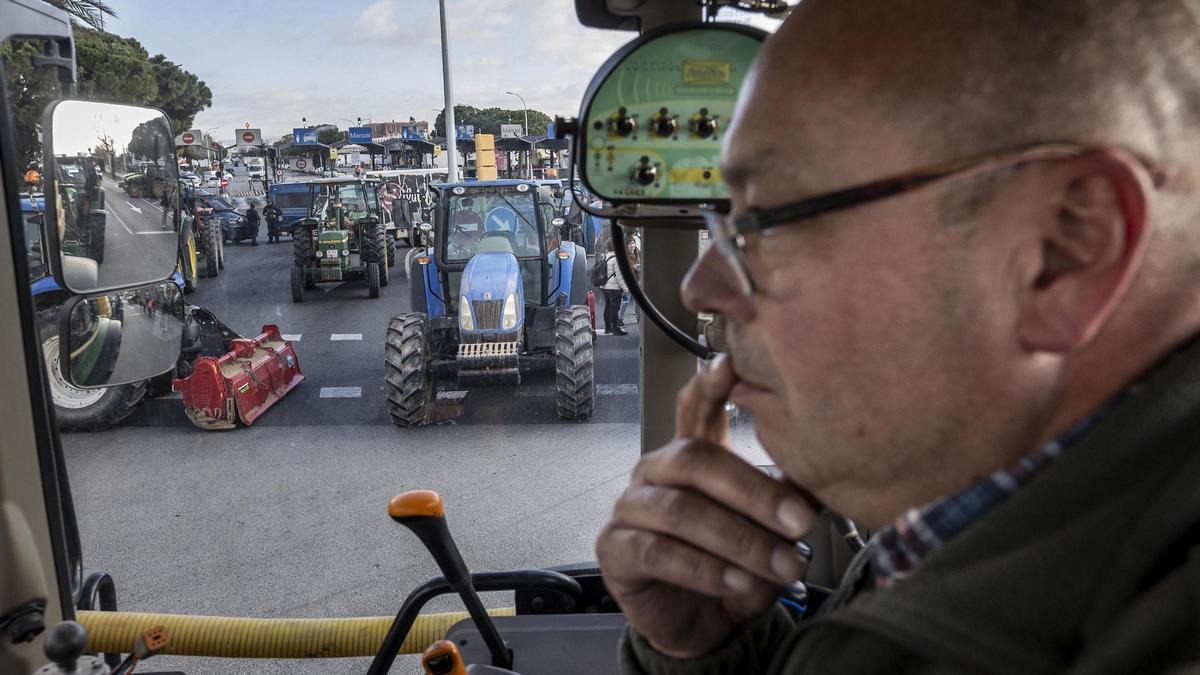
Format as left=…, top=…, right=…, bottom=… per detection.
left=613, top=485, right=809, bottom=586
left=675, top=353, right=736, bottom=442
left=597, top=525, right=779, bottom=600
left=633, top=439, right=818, bottom=541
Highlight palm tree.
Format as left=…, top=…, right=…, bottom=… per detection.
left=42, top=0, right=117, bottom=31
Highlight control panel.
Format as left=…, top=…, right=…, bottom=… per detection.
left=575, top=25, right=765, bottom=204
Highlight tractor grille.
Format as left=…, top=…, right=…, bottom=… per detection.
left=471, top=299, right=504, bottom=330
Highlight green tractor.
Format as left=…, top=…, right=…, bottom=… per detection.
left=290, top=177, right=390, bottom=302
left=120, top=161, right=168, bottom=199
left=54, top=155, right=106, bottom=263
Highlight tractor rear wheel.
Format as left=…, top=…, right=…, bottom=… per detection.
left=367, top=262, right=381, bottom=298
left=291, top=265, right=304, bottom=303
left=385, top=313, right=435, bottom=427
left=203, top=223, right=219, bottom=278
left=386, top=232, right=397, bottom=267
left=554, top=305, right=595, bottom=420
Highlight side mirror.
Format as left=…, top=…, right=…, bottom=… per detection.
left=43, top=101, right=181, bottom=294
left=59, top=280, right=184, bottom=388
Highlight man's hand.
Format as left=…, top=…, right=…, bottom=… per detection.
left=596, top=355, right=818, bottom=659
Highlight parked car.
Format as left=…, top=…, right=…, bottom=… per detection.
left=180, top=172, right=202, bottom=188
left=204, top=171, right=221, bottom=187
left=191, top=189, right=253, bottom=243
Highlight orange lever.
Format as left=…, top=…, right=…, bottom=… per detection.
left=388, top=490, right=445, bottom=519
left=422, top=639, right=468, bottom=675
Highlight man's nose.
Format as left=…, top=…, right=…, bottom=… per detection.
left=681, top=244, right=755, bottom=322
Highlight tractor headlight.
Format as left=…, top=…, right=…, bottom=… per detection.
left=502, top=293, right=518, bottom=330
left=459, top=296, right=474, bottom=331
left=341, top=249, right=350, bottom=257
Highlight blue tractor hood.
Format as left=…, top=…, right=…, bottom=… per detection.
left=460, top=246, right=525, bottom=334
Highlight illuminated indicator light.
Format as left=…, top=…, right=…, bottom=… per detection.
left=417, top=256, right=431, bottom=265
left=557, top=251, right=571, bottom=259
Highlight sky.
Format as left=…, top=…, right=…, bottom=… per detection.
left=102, top=0, right=782, bottom=144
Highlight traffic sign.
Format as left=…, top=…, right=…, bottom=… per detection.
left=293, top=128, right=317, bottom=145
left=238, top=128, right=262, bottom=147
left=455, top=124, right=475, bottom=141
left=295, top=158, right=308, bottom=170
left=500, top=124, right=522, bottom=139
left=348, top=127, right=372, bottom=144
left=177, top=129, right=203, bottom=146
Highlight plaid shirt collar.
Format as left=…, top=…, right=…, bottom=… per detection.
left=869, top=414, right=1103, bottom=589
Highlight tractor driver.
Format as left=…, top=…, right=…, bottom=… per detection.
left=598, top=2, right=1200, bottom=673
left=449, top=198, right=484, bottom=253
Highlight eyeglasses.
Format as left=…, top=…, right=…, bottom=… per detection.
left=700, top=142, right=1167, bottom=295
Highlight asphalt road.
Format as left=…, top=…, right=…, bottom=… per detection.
left=87, top=177, right=178, bottom=289
left=57, top=169, right=670, bottom=673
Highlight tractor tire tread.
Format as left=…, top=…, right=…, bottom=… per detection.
left=385, top=313, right=435, bottom=427
left=554, top=305, right=595, bottom=420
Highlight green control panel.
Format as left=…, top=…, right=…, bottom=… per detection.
left=580, top=26, right=764, bottom=204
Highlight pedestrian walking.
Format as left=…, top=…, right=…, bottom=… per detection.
left=618, top=235, right=641, bottom=329
left=263, top=200, right=283, bottom=243
left=601, top=240, right=628, bottom=336
left=245, top=203, right=261, bottom=246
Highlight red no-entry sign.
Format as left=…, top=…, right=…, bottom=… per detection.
left=182, top=132, right=195, bottom=144
left=242, top=131, right=256, bottom=144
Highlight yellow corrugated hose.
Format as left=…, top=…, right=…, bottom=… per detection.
left=77, top=607, right=515, bottom=658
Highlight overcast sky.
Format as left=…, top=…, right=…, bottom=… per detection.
left=103, top=0, right=781, bottom=144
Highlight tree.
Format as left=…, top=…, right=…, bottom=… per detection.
left=317, top=128, right=347, bottom=145
left=73, top=27, right=157, bottom=105
left=434, top=105, right=553, bottom=137
left=1, top=26, right=213, bottom=167
left=43, top=0, right=116, bottom=30
left=149, top=55, right=213, bottom=135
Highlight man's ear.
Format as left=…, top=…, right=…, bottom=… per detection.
left=1017, top=148, right=1152, bottom=353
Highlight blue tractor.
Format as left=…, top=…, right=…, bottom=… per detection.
left=385, top=179, right=596, bottom=425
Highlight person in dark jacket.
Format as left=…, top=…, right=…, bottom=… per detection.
left=263, top=201, right=282, bottom=243
left=244, top=203, right=261, bottom=246
left=597, top=1, right=1200, bottom=673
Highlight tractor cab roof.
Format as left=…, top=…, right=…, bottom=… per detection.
left=433, top=179, right=542, bottom=192
left=303, top=176, right=380, bottom=186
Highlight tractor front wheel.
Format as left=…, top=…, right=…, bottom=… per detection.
left=367, top=262, right=381, bottom=298
left=38, top=309, right=147, bottom=432
left=203, top=223, right=219, bottom=278
left=385, top=313, right=435, bottom=427
left=291, top=265, right=304, bottom=303
left=554, top=306, right=595, bottom=420
left=386, top=232, right=397, bottom=267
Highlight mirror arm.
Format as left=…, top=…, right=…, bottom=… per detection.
left=31, top=37, right=76, bottom=96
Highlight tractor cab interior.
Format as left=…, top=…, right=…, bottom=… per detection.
left=0, top=1, right=842, bottom=674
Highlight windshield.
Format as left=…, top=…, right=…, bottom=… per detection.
left=444, top=188, right=541, bottom=261
left=273, top=191, right=308, bottom=210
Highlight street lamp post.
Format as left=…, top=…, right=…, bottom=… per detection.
left=506, top=91, right=532, bottom=179
left=438, top=0, right=460, bottom=183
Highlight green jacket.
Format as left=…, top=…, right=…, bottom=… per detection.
left=622, top=336, right=1200, bottom=674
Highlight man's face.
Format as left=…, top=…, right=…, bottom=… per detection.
left=683, top=5, right=1045, bottom=518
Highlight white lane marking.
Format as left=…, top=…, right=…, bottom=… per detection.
left=319, top=282, right=344, bottom=293
left=106, top=206, right=174, bottom=235
left=125, top=201, right=143, bottom=214
left=106, top=208, right=136, bottom=236
left=330, top=333, right=362, bottom=341
left=598, top=384, right=639, bottom=396
left=281, top=334, right=302, bottom=342
left=320, top=387, right=362, bottom=398
left=140, top=198, right=164, bottom=212
left=437, top=390, right=469, bottom=403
